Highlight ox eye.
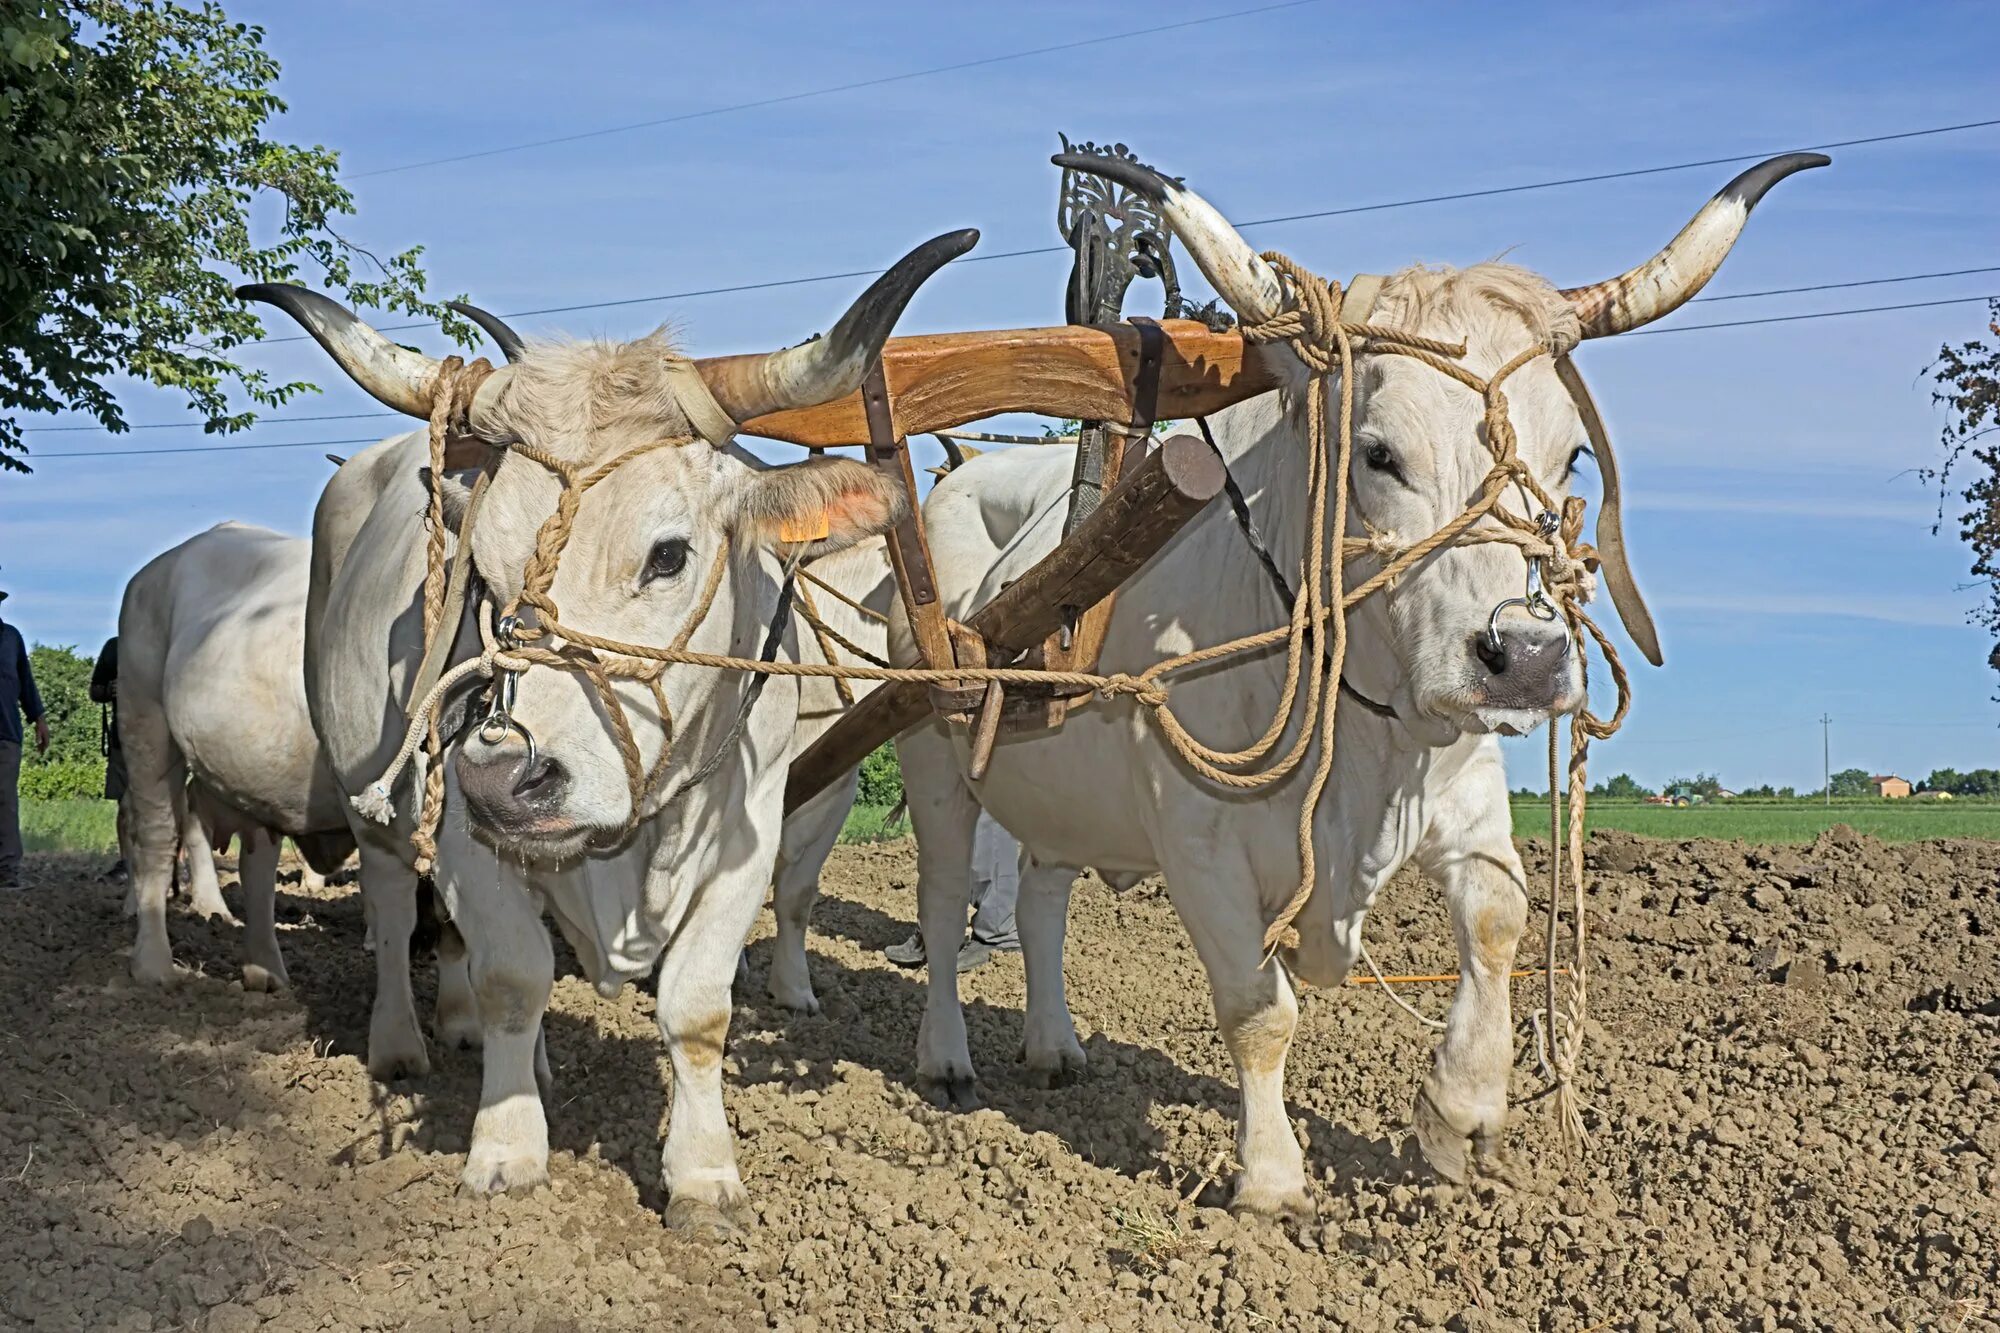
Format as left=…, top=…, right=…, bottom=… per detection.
left=643, top=537, right=692, bottom=584
left=1565, top=444, right=1595, bottom=479
left=1362, top=441, right=1405, bottom=481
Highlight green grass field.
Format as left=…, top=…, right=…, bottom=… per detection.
left=22, top=796, right=1995, bottom=856
left=1510, top=798, right=2000, bottom=843
left=21, top=798, right=119, bottom=854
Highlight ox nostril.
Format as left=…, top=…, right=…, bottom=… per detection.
left=1473, top=634, right=1509, bottom=676
left=511, top=755, right=563, bottom=800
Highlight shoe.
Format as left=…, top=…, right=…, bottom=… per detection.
left=101, top=859, right=129, bottom=884
left=955, top=940, right=997, bottom=973
left=883, top=932, right=926, bottom=968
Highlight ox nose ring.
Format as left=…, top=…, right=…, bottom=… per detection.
left=478, top=616, right=540, bottom=764
left=1485, top=510, right=1562, bottom=656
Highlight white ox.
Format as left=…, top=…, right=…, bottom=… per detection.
left=444, top=299, right=897, bottom=1018
left=898, top=154, right=1823, bottom=1216
left=251, top=230, right=968, bottom=1228
left=117, top=523, right=355, bottom=987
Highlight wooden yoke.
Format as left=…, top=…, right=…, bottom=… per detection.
left=738, top=320, right=1283, bottom=448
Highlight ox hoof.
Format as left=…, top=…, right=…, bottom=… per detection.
left=130, top=957, right=176, bottom=986
left=1228, top=1179, right=1314, bottom=1227
left=1020, top=1035, right=1088, bottom=1089
left=664, top=1195, right=748, bottom=1237
left=768, top=983, right=822, bottom=1017
left=367, top=1036, right=432, bottom=1084
left=1412, top=1086, right=1500, bottom=1185
left=919, top=1071, right=983, bottom=1112
left=459, top=1152, right=548, bottom=1196
left=190, top=899, right=240, bottom=927
left=241, top=961, right=289, bottom=993
left=436, top=1014, right=483, bottom=1052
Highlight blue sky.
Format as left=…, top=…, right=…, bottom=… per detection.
left=3, top=0, right=1996, bottom=792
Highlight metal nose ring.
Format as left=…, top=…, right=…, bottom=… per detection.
left=477, top=668, right=537, bottom=770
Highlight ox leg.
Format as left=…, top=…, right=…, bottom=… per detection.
left=1017, top=856, right=1087, bottom=1087
left=1160, top=854, right=1310, bottom=1220
left=658, top=859, right=771, bottom=1234
left=434, top=919, right=482, bottom=1051
left=357, top=840, right=431, bottom=1081
left=239, top=828, right=290, bottom=992
left=452, top=851, right=554, bottom=1194
left=766, top=771, right=854, bottom=1015
left=901, top=726, right=982, bottom=1110
left=1410, top=753, right=1527, bottom=1183
left=122, top=721, right=182, bottom=984
left=174, top=787, right=236, bottom=925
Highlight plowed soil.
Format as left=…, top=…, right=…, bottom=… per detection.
left=2, top=827, right=1995, bottom=1331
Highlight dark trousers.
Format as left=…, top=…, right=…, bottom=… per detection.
left=0, top=739, right=21, bottom=884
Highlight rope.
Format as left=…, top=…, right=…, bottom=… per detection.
left=798, top=564, right=891, bottom=625
left=363, top=258, right=1626, bottom=1149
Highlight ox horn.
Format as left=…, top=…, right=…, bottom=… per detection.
left=236, top=284, right=446, bottom=417
left=695, top=228, right=980, bottom=423
left=1051, top=152, right=1286, bottom=326
left=447, top=300, right=528, bottom=363
left=1561, top=153, right=1829, bottom=338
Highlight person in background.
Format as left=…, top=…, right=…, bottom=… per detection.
left=91, top=636, right=128, bottom=882
left=885, top=808, right=1021, bottom=973
left=0, top=589, right=51, bottom=891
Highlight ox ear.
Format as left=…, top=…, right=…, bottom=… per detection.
left=738, top=458, right=904, bottom=561
left=418, top=467, right=477, bottom=533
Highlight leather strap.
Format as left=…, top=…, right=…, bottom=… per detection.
left=1555, top=356, right=1662, bottom=666
left=661, top=355, right=740, bottom=448
left=409, top=470, right=491, bottom=722
left=1340, top=273, right=1386, bottom=324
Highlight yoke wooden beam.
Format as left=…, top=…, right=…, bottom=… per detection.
left=739, top=321, right=1282, bottom=448
left=782, top=430, right=1228, bottom=814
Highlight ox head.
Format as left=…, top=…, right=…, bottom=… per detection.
left=245, top=230, right=975, bottom=856
left=1056, top=151, right=1823, bottom=740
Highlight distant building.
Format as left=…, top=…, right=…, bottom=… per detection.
left=1870, top=775, right=1912, bottom=799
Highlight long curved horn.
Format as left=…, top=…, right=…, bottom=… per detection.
left=1052, top=152, right=1285, bottom=325
left=695, top=229, right=980, bottom=422
left=237, top=285, right=442, bottom=417
left=1561, top=153, right=1829, bottom=338
left=447, top=300, right=527, bottom=363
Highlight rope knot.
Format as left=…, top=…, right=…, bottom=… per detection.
left=1097, top=673, right=1168, bottom=708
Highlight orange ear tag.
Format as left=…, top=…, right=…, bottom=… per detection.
left=777, top=510, right=832, bottom=544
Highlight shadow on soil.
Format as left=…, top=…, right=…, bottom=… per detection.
left=28, top=861, right=1406, bottom=1220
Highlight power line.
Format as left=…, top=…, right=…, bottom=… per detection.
left=25, top=259, right=1980, bottom=438
left=1689, top=265, right=2000, bottom=303
left=348, top=0, right=1321, bottom=179
left=28, top=290, right=2000, bottom=460
left=31, top=436, right=387, bottom=460
left=1622, top=292, right=1997, bottom=337
left=23, top=410, right=400, bottom=434
left=255, top=116, right=2000, bottom=348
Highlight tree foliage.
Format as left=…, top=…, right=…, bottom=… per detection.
left=24, top=643, right=101, bottom=765
left=1663, top=772, right=1724, bottom=799
left=1826, top=767, right=1874, bottom=799
left=1925, top=298, right=2000, bottom=681
left=0, top=1, right=468, bottom=473
left=1921, top=766, right=2000, bottom=797
left=1589, top=772, right=1651, bottom=799
left=856, top=743, right=904, bottom=808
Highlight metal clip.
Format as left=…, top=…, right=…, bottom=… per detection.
left=1485, top=511, right=1562, bottom=653
left=478, top=614, right=537, bottom=766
